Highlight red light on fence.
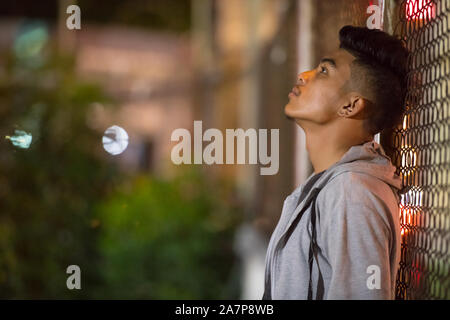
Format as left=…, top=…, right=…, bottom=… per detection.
left=406, top=0, right=436, bottom=21
left=399, top=188, right=423, bottom=237
left=400, top=205, right=410, bottom=236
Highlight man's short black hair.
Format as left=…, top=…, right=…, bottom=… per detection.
left=339, top=25, right=409, bottom=135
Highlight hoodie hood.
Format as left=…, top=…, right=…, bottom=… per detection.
left=292, top=140, right=403, bottom=200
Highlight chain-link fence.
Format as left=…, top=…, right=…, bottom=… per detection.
left=387, top=0, right=449, bottom=300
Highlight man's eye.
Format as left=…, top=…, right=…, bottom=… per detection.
left=320, top=66, right=328, bottom=74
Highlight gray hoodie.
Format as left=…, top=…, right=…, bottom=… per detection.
left=263, top=140, right=403, bottom=299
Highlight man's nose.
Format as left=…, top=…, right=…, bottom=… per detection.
left=297, top=70, right=314, bottom=85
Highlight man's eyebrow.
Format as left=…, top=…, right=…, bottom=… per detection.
left=320, top=57, right=337, bottom=69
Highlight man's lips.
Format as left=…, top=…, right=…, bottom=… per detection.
left=288, top=86, right=300, bottom=98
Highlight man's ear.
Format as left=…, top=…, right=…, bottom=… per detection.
left=337, top=95, right=369, bottom=119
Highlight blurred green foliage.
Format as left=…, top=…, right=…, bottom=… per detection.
left=0, top=44, right=119, bottom=298
left=93, top=168, right=242, bottom=299
left=0, top=26, right=241, bottom=298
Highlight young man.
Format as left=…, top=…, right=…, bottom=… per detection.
left=262, top=26, right=409, bottom=300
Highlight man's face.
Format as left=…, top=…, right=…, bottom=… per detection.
left=285, top=48, right=356, bottom=125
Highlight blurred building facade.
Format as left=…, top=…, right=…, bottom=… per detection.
left=191, top=0, right=298, bottom=298
left=75, top=25, right=194, bottom=176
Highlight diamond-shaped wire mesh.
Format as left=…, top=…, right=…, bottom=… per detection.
left=389, top=0, right=449, bottom=300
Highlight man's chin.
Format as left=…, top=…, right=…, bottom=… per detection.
left=284, top=104, right=296, bottom=120
left=285, top=114, right=294, bottom=121
left=284, top=107, right=303, bottom=124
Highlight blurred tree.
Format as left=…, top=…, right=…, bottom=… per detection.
left=0, top=0, right=191, bottom=32
left=93, top=167, right=242, bottom=299
left=0, top=37, right=120, bottom=298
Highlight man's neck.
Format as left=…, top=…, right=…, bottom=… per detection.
left=303, top=127, right=373, bottom=174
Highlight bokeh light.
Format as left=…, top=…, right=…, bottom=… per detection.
left=5, top=129, right=33, bottom=149
left=13, top=20, right=48, bottom=67
left=102, top=125, right=129, bottom=155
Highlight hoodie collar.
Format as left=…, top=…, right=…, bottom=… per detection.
left=297, top=140, right=403, bottom=195
left=274, top=140, right=403, bottom=254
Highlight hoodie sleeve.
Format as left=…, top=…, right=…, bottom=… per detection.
left=318, top=180, right=395, bottom=299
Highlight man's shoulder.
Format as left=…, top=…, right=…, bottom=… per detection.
left=316, top=171, right=398, bottom=213
left=315, top=171, right=401, bottom=256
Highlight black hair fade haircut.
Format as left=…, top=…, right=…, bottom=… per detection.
left=338, top=25, right=409, bottom=135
